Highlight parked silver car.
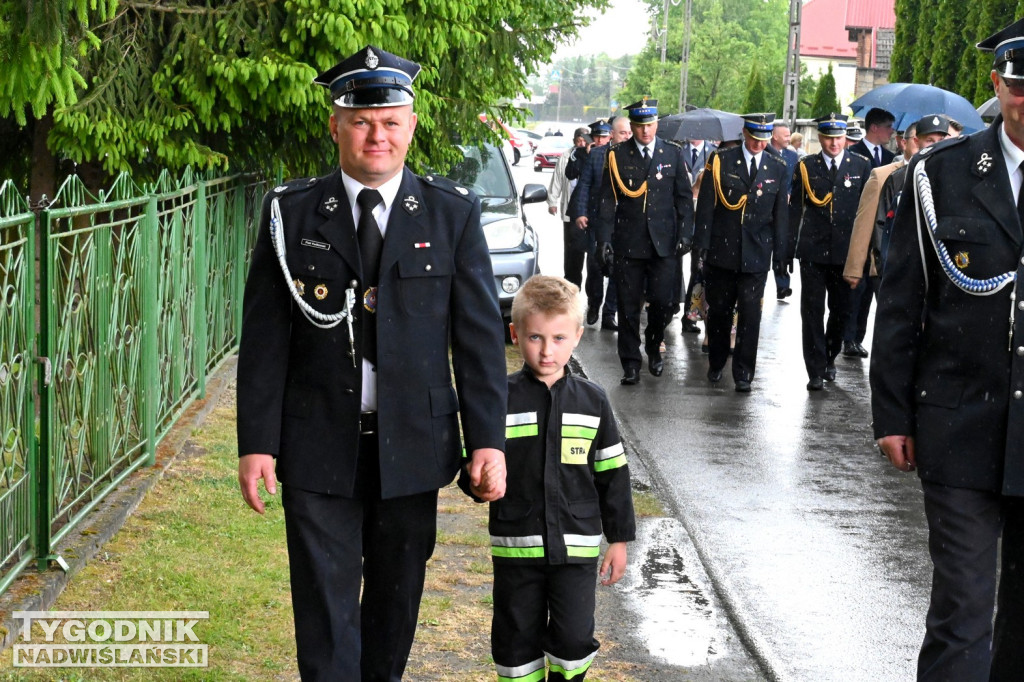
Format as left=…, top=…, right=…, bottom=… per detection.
left=444, top=142, right=547, bottom=323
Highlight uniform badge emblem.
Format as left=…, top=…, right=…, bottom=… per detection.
left=455, top=186, right=469, bottom=195
left=844, top=175, right=852, bottom=188
left=954, top=251, right=970, bottom=269
left=293, top=279, right=306, bottom=296
left=323, top=196, right=339, bottom=212
left=274, top=185, right=288, bottom=193
left=402, top=195, right=421, bottom=214
left=314, top=283, right=328, bottom=300
left=977, top=152, right=994, bottom=175
left=363, top=286, right=378, bottom=312
left=365, top=48, right=379, bottom=69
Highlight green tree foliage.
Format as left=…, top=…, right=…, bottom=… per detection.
left=928, top=0, right=967, bottom=90
left=910, top=0, right=937, bottom=83
left=955, top=1, right=985, bottom=101
left=810, top=63, right=841, bottom=118
left=889, top=0, right=918, bottom=82
left=3, top=0, right=607, bottom=197
left=741, top=63, right=768, bottom=113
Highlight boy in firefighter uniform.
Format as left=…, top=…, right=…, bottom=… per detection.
left=460, top=275, right=636, bottom=681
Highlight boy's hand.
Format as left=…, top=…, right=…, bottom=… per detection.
left=468, top=448, right=506, bottom=501
left=599, top=542, right=628, bottom=586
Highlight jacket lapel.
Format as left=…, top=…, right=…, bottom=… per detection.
left=314, top=170, right=361, bottom=275
left=380, top=169, right=429, bottom=276
left=968, top=123, right=1022, bottom=246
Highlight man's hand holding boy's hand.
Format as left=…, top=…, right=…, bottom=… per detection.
left=468, top=448, right=506, bottom=501
left=599, top=542, right=628, bottom=586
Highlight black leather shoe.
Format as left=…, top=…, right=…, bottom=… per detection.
left=707, top=368, right=723, bottom=383
left=854, top=342, right=869, bottom=358
left=586, top=308, right=599, bottom=325
left=648, top=350, right=664, bottom=376
left=735, top=380, right=752, bottom=393
left=806, top=376, right=824, bottom=391
left=601, top=318, right=618, bottom=332
left=777, top=287, right=793, bottom=300
left=824, top=363, right=837, bottom=382
left=681, top=318, right=701, bottom=333
left=621, top=368, right=640, bottom=385
left=841, top=341, right=859, bottom=357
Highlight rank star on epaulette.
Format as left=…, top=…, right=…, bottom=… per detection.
left=402, top=194, right=421, bottom=214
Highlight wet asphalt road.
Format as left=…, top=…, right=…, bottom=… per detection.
left=514, top=163, right=932, bottom=681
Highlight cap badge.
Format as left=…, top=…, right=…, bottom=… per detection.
left=293, top=279, right=306, bottom=296
left=314, top=283, right=329, bottom=300
left=954, top=251, right=970, bottom=269
left=932, top=116, right=941, bottom=126
left=324, top=196, right=339, bottom=212
left=365, top=48, right=379, bottom=69
left=976, top=152, right=994, bottom=175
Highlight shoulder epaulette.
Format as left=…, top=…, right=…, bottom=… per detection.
left=848, top=150, right=871, bottom=164
left=922, top=134, right=969, bottom=158
left=270, top=176, right=321, bottom=197
left=664, top=139, right=684, bottom=149
left=765, top=152, right=787, bottom=166
left=421, top=173, right=476, bottom=202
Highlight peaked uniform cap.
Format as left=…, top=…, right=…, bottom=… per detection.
left=815, top=113, right=849, bottom=137
left=978, top=18, right=1024, bottom=78
left=313, top=45, right=421, bottom=108
left=845, top=124, right=864, bottom=142
left=741, top=113, right=775, bottom=140
left=589, top=119, right=612, bottom=136
left=915, top=113, right=952, bottom=137
left=625, top=98, right=658, bottom=123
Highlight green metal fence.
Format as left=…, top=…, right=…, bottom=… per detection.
left=0, top=169, right=265, bottom=595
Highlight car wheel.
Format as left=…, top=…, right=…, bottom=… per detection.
left=513, top=148, right=521, bottom=165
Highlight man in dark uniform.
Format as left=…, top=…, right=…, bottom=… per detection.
left=695, top=113, right=788, bottom=393
left=595, top=99, right=694, bottom=385
left=789, top=113, right=871, bottom=391
left=236, top=45, right=508, bottom=681
left=843, top=107, right=896, bottom=359
left=871, top=19, right=1024, bottom=680
left=767, top=123, right=799, bottom=300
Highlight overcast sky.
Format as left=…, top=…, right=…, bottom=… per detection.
left=552, top=0, right=653, bottom=60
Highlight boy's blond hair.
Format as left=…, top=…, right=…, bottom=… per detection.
left=510, top=275, right=585, bottom=330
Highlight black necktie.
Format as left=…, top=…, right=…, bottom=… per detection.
left=874, top=145, right=882, bottom=167
left=829, top=158, right=838, bottom=183
left=357, top=188, right=383, bottom=365
left=1017, top=163, right=1024, bottom=233
left=691, top=147, right=698, bottom=167
left=749, top=156, right=758, bottom=183
left=642, top=146, right=651, bottom=164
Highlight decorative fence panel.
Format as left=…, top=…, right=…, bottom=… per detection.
left=0, top=170, right=265, bottom=594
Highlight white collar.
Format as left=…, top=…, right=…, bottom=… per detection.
left=822, top=150, right=845, bottom=167
left=999, top=123, right=1024, bottom=198
left=340, top=168, right=404, bottom=215
left=635, top=140, right=654, bottom=156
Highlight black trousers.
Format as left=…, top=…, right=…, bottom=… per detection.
left=843, top=262, right=874, bottom=344
left=584, top=238, right=617, bottom=319
left=705, top=265, right=768, bottom=382
left=918, top=481, right=1024, bottom=682
left=798, top=260, right=849, bottom=380
left=281, top=436, right=438, bottom=682
left=613, top=254, right=677, bottom=370
left=492, top=563, right=599, bottom=681
left=563, top=221, right=589, bottom=290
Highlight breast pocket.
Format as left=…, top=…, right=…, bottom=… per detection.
left=934, top=216, right=1015, bottom=279
left=396, top=248, right=453, bottom=317
left=286, top=253, right=347, bottom=314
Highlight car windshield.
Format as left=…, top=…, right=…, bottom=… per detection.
left=447, top=145, right=516, bottom=201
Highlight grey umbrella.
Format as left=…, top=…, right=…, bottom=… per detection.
left=656, top=108, right=744, bottom=142
left=977, top=96, right=1000, bottom=119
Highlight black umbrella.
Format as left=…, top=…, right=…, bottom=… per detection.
left=657, top=108, right=744, bottom=142
left=977, top=95, right=1000, bottom=119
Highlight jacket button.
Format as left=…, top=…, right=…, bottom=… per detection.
left=308, top=264, right=315, bottom=271
left=425, top=264, right=432, bottom=271
left=959, top=229, right=966, bottom=236
left=920, top=390, right=927, bottom=398
left=1019, top=301, right=1024, bottom=310
left=1018, top=347, right=1024, bottom=356
left=344, top=388, right=354, bottom=394
left=1016, top=391, right=1023, bottom=400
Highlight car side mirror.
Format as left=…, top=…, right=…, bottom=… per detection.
left=521, top=183, right=547, bottom=204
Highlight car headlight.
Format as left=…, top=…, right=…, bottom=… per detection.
left=482, top=217, right=526, bottom=251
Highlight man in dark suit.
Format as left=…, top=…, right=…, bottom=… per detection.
left=695, top=113, right=788, bottom=393
left=236, top=45, right=508, bottom=681
left=871, top=20, right=1024, bottom=679
left=595, top=99, right=694, bottom=385
left=678, top=137, right=717, bottom=333
left=789, top=114, right=871, bottom=391
left=767, top=123, right=799, bottom=300
left=843, top=107, right=895, bottom=359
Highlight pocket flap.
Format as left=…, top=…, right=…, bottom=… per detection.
left=934, top=217, right=993, bottom=245
left=496, top=500, right=533, bottom=521
left=569, top=499, right=600, bottom=519
left=398, top=249, right=453, bottom=278
left=916, top=381, right=963, bottom=409
left=429, top=385, right=459, bottom=416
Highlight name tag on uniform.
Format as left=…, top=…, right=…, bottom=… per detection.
left=301, top=239, right=331, bottom=251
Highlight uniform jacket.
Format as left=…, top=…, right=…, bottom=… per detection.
left=237, top=167, right=508, bottom=499
left=843, top=159, right=905, bottom=279
left=694, top=145, right=789, bottom=273
left=789, top=151, right=872, bottom=264
left=766, top=144, right=799, bottom=192
left=569, top=145, right=609, bottom=224
left=871, top=117, right=1024, bottom=496
left=849, top=139, right=896, bottom=168
left=595, top=138, right=694, bottom=258
left=460, top=367, right=636, bottom=565
left=683, top=142, right=716, bottom=187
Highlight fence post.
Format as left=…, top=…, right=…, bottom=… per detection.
left=233, top=179, right=247, bottom=342
left=35, top=209, right=52, bottom=570
left=193, top=181, right=208, bottom=398
left=142, top=195, right=159, bottom=467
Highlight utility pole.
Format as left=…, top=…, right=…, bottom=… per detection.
left=678, top=0, right=693, bottom=112
left=660, top=0, right=670, bottom=63
left=782, top=0, right=802, bottom=129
